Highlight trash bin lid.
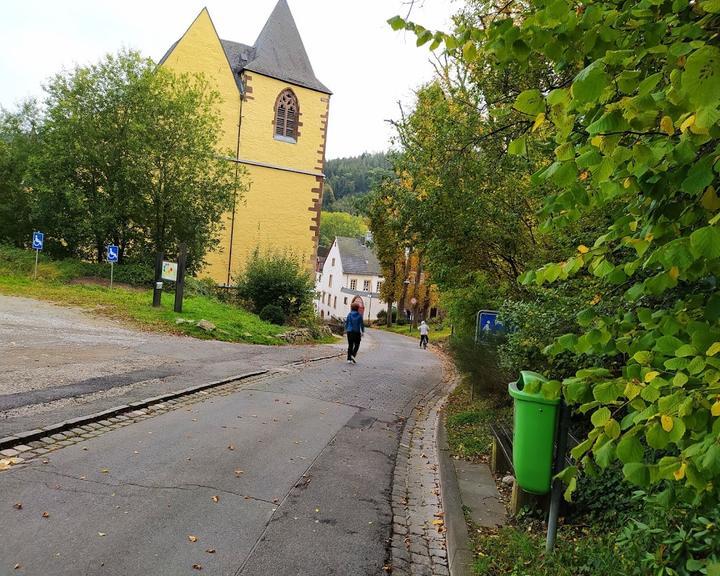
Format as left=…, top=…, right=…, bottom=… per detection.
left=508, top=371, right=560, bottom=405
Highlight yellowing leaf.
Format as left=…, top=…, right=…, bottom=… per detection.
left=660, top=115, right=674, bottom=135
left=701, top=186, right=720, bottom=211
left=711, top=400, right=720, bottom=417
left=707, top=342, right=720, bottom=357
left=432, top=519, right=444, bottom=525
left=680, top=114, right=696, bottom=133
left=578, top=245, right=589, bottom=254
left=669, top=266, right=679, bottom=280
left=590, top=293, right=602, bottom=305
left=629, top=221, right=638, bottom=232
left=532, top=112, right=546, bottom=132
left=645, top=371, right=660, bottom=383
left=188, top=535, right=198, bottom=543
left=100, top=468, right=110, bottom=474
left=661, top=414, right=674, bottom=432
left=623, top=177, right=632, bottom=189
left=673, top=461, right=687, bottom=481
left=591, top=135, right=604, bottom=147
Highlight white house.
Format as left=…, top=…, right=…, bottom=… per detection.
left=315, top=235, right=386, bottom=321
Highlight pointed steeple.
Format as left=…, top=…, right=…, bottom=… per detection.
left=243, top=0, right=330, bottom=94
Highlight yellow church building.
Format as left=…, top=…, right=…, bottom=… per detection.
left=159, top=0, right=330, bottom=285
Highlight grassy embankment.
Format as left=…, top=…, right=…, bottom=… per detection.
left=444, top=380, right=621, bottom=576
left=0, top=245, right=293, bottom=344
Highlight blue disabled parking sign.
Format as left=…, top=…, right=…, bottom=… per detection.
left=32, top=231, right=44, bottom=250
left=107, top=245, right=119, bottom=263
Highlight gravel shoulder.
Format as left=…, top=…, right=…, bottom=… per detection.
left=0, top=295, right=342, bottom=437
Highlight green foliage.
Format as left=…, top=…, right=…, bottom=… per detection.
left=258, top=304, right=286, bottom=326
left=472, top=524, right=623, bottom=576
left=0, top=102, right=39, bottom=247
left=396, top=0, right=720, bottom=504
left=1, top=49, right=240, bottom=272
left=450, top=335, right=510, bottom=397
left=444, top=380, right=512, bottom=460
left=323, top=152, right=392, bottom=212
left=318, top=211, right=368, bottom=249
left=235, top=250, right=314, bottom=320
left=616, top=498, right=720, bottom=576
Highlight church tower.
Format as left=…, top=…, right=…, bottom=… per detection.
left=159, top=0, right=330, bottom=284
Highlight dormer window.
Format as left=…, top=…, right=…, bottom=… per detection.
left=274, top=89, right=299, bottom=143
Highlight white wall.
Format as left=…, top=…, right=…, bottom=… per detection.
left=313, top=239, right=386, bottom=321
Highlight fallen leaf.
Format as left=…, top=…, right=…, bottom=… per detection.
left=100, top=468, right=110, bottom=474
left=0, top=457, right=23, bottom=471
left=188, top=535, right=198, bottom=542
left=272, top=498, right=279, bottom=504
left=432, top=519, right=444, bottom=526
left=98, top=532, right=106, bottom=537
left=205, top=549, right=216, bottom=554
left=211, top=496, right=219, bottom=503
left=82, top=447, right=88, bottom=451
left=192, top=564, right=202, bottom=570
left=42, top=512, right=49, bottom=518
left=234, top=470, right=244, bottom=477
left=14, top=502, right=22, bottom=510
left=227, top=445, right=235, bottom=451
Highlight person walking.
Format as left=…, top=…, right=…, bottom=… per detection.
left=345, top=302, right=364, bottom=363
left=419, top=320, right=429, bottom=349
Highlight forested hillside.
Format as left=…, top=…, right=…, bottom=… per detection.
left=323, top=152, right=391, bottom=214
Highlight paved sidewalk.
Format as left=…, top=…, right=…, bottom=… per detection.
left=390, top=373, right=454, bottom=575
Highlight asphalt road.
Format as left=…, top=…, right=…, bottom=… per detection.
left=0, top=295, right=342, bottom=437
left=1, top=328, right=442, bottom=575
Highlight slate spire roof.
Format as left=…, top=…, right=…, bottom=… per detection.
left=243, top=0, right=330, bottom=94
left=160, top=1, right=330, bottom=95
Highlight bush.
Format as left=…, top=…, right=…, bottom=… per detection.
left=259, top=304, right=285, bottom=325
left=376, top=307, right=398, bottom=323
left=449, top=334, right=510, bottom=397
left=616, top=497, right=720, bottom=575
left=235, top=250, right=314, bottom=319
left=184, top=276, right=217, bottom=298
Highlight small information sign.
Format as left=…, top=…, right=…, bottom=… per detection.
left=161, top=261, right=178, bottom=282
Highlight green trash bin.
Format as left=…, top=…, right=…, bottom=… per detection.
left=508, top=371, right=560, bottom=495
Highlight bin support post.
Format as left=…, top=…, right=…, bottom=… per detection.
left=546, top=401, right=570, bottom=553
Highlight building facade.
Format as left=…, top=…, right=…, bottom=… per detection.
left=315, top=236, right=386, bottom=322
left=160, top=0, right=330, bottom=285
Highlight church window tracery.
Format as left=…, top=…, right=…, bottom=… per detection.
left=274, top=89, right=299, bottom=142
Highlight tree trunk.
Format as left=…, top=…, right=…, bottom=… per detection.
left=397, top=248, right=412, bottom=323
left=411, top=258, right=423, bottom=330
left=386, top=299, right=393, bottom=327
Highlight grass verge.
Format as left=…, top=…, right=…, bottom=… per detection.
left=376, top=322, right=452, bottom=344
left=444, top=379, right=621, bottom=576
left=0, top=246, right=299, bottom=344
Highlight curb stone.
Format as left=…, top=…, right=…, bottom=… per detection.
left=438, top=412, right=474, bottom=576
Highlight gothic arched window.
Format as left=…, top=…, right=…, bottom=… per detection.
left=274, top=89, right=299, bottom=142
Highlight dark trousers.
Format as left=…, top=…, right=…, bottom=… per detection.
left=347, top=332, right=361, bottom=360
left=420, top=335, right=429, bottom=347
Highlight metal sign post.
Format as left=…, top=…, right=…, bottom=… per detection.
left=107, top=245, right=118, bottom=289
left=32, top=231, right=44, bottom=279
left=546, top=401, right=571, bottom=553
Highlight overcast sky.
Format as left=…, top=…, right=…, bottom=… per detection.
left=0, top=0, right=454, bottom=160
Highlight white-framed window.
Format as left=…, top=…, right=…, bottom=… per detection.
left=350, top=279, right=357, bottom=290
left=376, top=281, right=383, bottom=293
left=329, top=274, right=333, bottom=288
left=344, top=297, right=348, bottom=304
left=331, top=258, right=335, bottom=266
left=333, top=296, right=337, bottom=308
left=363, top=279, right=371, bottom=292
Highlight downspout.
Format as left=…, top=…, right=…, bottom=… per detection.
left=226, top=72, right=246, bottom=286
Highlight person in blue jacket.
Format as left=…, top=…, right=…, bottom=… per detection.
left=345, top=302, right=365, bottom=364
